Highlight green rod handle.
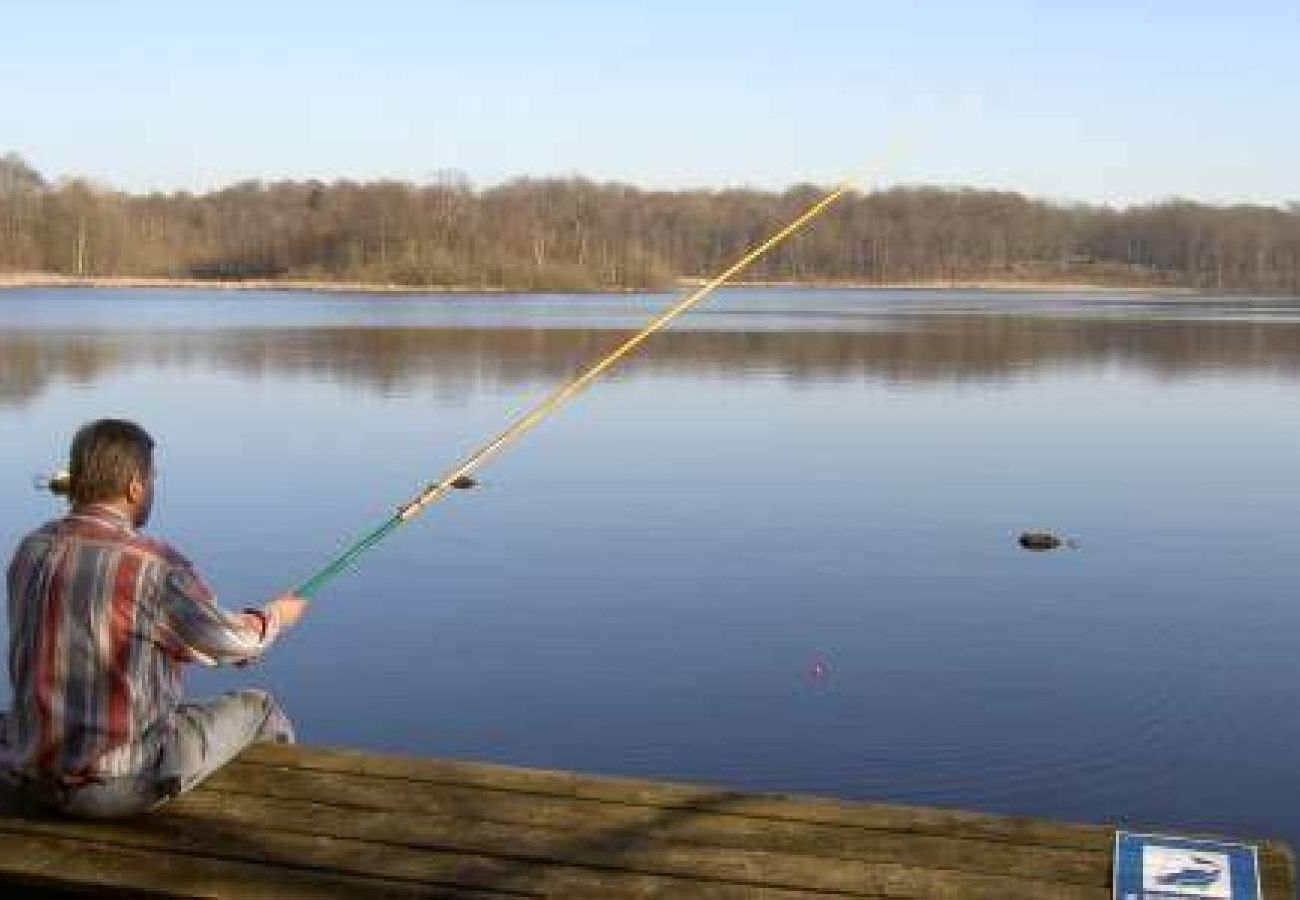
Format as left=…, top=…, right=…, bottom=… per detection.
left=295, top=514, right=403, bottom=599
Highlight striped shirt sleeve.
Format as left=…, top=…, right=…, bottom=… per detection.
left=153, top=563, right=282, bottom=666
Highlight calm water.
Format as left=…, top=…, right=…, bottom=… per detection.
left=2, top=286, right=1298, bottom=848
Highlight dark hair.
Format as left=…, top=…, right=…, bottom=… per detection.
left=68, top=419, right=155, bottom=505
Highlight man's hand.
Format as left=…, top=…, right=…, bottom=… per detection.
left=267, top=592, right=309, bottom=629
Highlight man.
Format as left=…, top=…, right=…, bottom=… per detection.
left=2, top=419, right=307, bottom=817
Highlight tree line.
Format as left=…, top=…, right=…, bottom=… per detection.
left=3, top=153, right=1299, bottom=294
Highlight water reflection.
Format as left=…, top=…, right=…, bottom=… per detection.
left=4, top=314, right=1299, bottom=407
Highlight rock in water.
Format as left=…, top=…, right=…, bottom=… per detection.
left=1018, top=530, right=1065, bottom=551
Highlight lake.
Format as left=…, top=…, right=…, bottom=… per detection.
left=2, top=286, right=1298, bottom=849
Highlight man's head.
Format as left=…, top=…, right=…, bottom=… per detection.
left=68, top=419, right=156, bottom=528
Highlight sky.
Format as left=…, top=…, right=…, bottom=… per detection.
left=2, top=0, right=1297, bottom=207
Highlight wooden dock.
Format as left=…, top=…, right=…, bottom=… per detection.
left=0, top=743, right=1293, bottom=898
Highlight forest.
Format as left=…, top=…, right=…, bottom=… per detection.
left=2, top=153, right=1298, bottom=294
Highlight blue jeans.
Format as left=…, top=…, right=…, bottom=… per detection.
left=26, top=689, right=294, bottom=819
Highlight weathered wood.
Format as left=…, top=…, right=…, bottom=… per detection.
left=0, top=817, right=880, bottom=900
left=203, top=764, right=1111, bottom=886
left=226, top=746, right=1297, bottom=893
left=0, top=823, right=494, bottom=898
left=0, top=810, right=1109, bottom=899
left=167, top=790, right=1111, bottom=897
left=0, top=743, right=1290, bottom=899
left=239, top=744, right=1111, bottom=847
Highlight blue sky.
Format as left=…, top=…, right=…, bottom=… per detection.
left=2, top=0, right=1296, bottom=205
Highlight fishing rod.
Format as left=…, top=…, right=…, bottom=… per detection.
left=293, top=185, right=851, bottom=598
left=31, top=187, right=851, bottom=595
left=293, top=186, right=858, bottom=597
left=29, top=186, right=849, bottom=597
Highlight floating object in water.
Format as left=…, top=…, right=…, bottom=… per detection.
left=445, top=475, right=478, bottom=490
left=34, top=471, right=72, bottom=497
left=1017, top=530, right=1078, bottom=551
left=805, top=654, right=830, bottom=684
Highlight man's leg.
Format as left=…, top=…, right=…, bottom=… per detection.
left=56, top=775, right=168, bottom=818
left=165, top=689, right=295, bottom=794
left=59, top=690, right=292, bottom=818
left=1, top=709, right=160, bottom=818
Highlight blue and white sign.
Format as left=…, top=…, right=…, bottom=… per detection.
left=1114, top=831, right=1261, bottom=900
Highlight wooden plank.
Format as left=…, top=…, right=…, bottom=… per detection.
left=232, top=746, right=1219, bottom=853
left=234, top=745, right=1297, bottom=889
left=166, top=789, right=1114, bottom=897
left=202, top=765, right=1111, bottom=887
left=234, top=746, right=1114, bottom=850
left=0, top=824, right=497, bottom=898
left=0, top=815, right=911, bottom=899
left=0, top=803, right=1117, bottom=900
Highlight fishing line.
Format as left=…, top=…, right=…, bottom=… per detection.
left=293, top=183, right=855, bottom=599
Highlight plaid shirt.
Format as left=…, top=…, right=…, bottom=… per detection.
left=3, top=504, right=282, bottom=777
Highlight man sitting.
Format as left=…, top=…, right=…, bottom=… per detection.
left=2, top=418, right=307, bottom=817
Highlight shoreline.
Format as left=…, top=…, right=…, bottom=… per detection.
left=0, top=271, right=1195, bottom=295
left=676, top=276, right=1195, bottom=293
left=0, top=272, right=508, bottom=294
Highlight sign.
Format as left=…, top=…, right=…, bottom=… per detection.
left=1114, top=831, right=1261, bottom=900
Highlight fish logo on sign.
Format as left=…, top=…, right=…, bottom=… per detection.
left=1143, top=847, right=1231, bottom=898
